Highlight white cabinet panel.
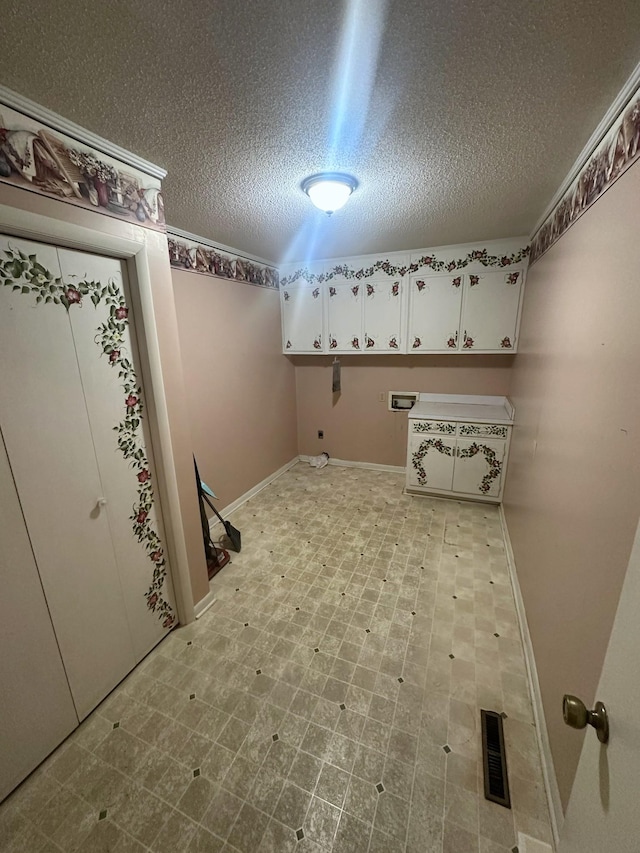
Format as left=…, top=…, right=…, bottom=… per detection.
left=363, top=279, right=402, bottom=352
left=58, top=248, right=175, bottom=663
left=459, top=270, right=522, bottom=351
left=452, top=437, right=506, bottom=498
left=327, top=281, right=362, bottom=351
left=281, top=282, right=323, bottom=353
left=408, top=273, right=463, bottom=351
left=407, top=434, right=456, bottom=490
left=0, top=431, right=78, bottom=801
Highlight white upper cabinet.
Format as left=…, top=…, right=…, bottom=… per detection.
left=279, top=240, right=527, bottom=354
left=408, top=273, right=463, bottom=352
left=459, top=269, right=523, bottom=352
left=281, top=280, right=323, bottom=353
left=327, top=281, right=363, bottom=352
left=363, top=278, right=403, bottom=352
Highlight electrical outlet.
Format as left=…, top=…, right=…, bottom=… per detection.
left=378, top=392, right=385, bottom=402
left=318, top=430, right=324, bottom=439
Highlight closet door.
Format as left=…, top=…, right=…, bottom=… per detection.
left=0, top=430, right=78, bottom=801
left=57, top=247, right=175, bottom=661
left=0, top=236, right=136, bottom=719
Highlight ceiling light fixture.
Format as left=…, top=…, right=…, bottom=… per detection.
left=301, top=172, right=358, bottom=215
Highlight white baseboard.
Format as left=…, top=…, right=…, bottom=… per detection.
left=194, top=590, right=217, bottom=619
left=207, top=457, right=300, bottom=537
left=298, top=455, right=406, bottom=475
left=518, top=833, right=553, bottom=853
left=500, top=505, right=564, bottom=847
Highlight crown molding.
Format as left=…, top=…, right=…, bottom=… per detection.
left=0, top=85, right=167, bottom=180
left=531, top=59, right=640, bottom=237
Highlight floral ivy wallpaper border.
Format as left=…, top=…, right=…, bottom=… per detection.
left=168, top=234, right=279, bottom=290
left=0, top=245, right=175, bottom=628
left=0, top=102, right=165, bottom=230
left=280, top=246, right=529, bottom=288
left=530, top=86, right=640, bottom=264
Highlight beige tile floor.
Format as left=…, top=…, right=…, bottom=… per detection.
left=0, top=463, right=554, bottom=853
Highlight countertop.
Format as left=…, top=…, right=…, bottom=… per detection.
left=408, top=394, right=514, bottom=424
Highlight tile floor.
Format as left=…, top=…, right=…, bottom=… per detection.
left=0, top=463, right=554, bottom=853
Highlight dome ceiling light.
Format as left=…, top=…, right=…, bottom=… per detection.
left=301, top=172, right=358, bottom=215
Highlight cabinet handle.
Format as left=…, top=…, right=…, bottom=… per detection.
left=455, top=330, right=458, bottom=343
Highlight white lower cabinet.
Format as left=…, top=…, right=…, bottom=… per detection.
left=406, top=420, right=511, bottom=502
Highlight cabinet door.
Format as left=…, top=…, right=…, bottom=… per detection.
left=408, top=274, right=463, bottom=351
left=281, top=282, right=323, bottom=352
left=408, top=434, right=456, bottom=490
left=452, top=437, right=506, bottom=498
left=327, top=282, right=363, bottom=351
left=459, top=270, right=523, bottom=351
left=363, top=279, right=402, bottom=352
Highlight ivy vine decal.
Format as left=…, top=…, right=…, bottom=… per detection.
left=351, top=337, right=360, bottom=349
left=391, top=282, right=399, bottom=296
left=469, top=275, right=480, bottom=286
left=389, top=336, right=398, bottom=349
left=501, top=336, right=512, bottom=348
left=459, top=424, right=508, bottom=438
left=412, top=336, right=422, bottom=348
left=506, top=272, right=520, bottom=285
left=458, top=442, right=502, bottom=493
left=452, top=276, right=462, bottom=288
left=412, top=438, right=453, bottom=485
left=0, top=246, right=175, bottom=628
left=366, top=284, right=375, bottom=296
left=413, top=421, right=456, bottom=434
left=280, top=246, right=529, bottom=287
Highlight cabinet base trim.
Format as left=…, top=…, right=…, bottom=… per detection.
left=405, top=485, right=501, bottom=504
left=499, top=505, right=563, bottom=847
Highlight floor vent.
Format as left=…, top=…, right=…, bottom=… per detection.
left=481, top=709, right=511, bottom=808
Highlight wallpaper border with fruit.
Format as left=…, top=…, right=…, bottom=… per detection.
left=530, top=83, right=640, bottom=264
left=0, top=101, right=165, bottom=231
left=168, top=233, right=280, bottom=290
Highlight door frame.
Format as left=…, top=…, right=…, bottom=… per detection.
left=0, top=202, right=195, bottom=625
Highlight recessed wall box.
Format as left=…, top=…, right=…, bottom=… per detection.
left=389, top=392, right=419, bottom=412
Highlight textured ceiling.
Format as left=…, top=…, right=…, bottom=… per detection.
left=1, top=0, right=639, bottom=263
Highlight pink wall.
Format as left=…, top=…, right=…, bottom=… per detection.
left=504, top=163, right=640, bottom=807
left=172, top=269, right=298, bottom=514
left=293, top=354, right=513, bottom=466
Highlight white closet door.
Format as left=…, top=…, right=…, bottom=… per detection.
left=459, top=270, right=523, bottom=351
left=0, top=430, right=78, bottom=801
left=58, top=248, right=175, bottom=660
left=0, top=236, right=134, bottom=720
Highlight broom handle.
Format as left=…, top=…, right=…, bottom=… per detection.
left=201, top=491, right=227, bottom=525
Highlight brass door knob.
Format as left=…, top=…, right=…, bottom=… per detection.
left=563, top=695, right=609, bottom=744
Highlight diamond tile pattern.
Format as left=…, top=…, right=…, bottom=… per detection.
left=0, top=464, right=553, bottom=851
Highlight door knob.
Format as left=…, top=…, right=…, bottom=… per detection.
left=563, top=694, right=609, bottom=744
